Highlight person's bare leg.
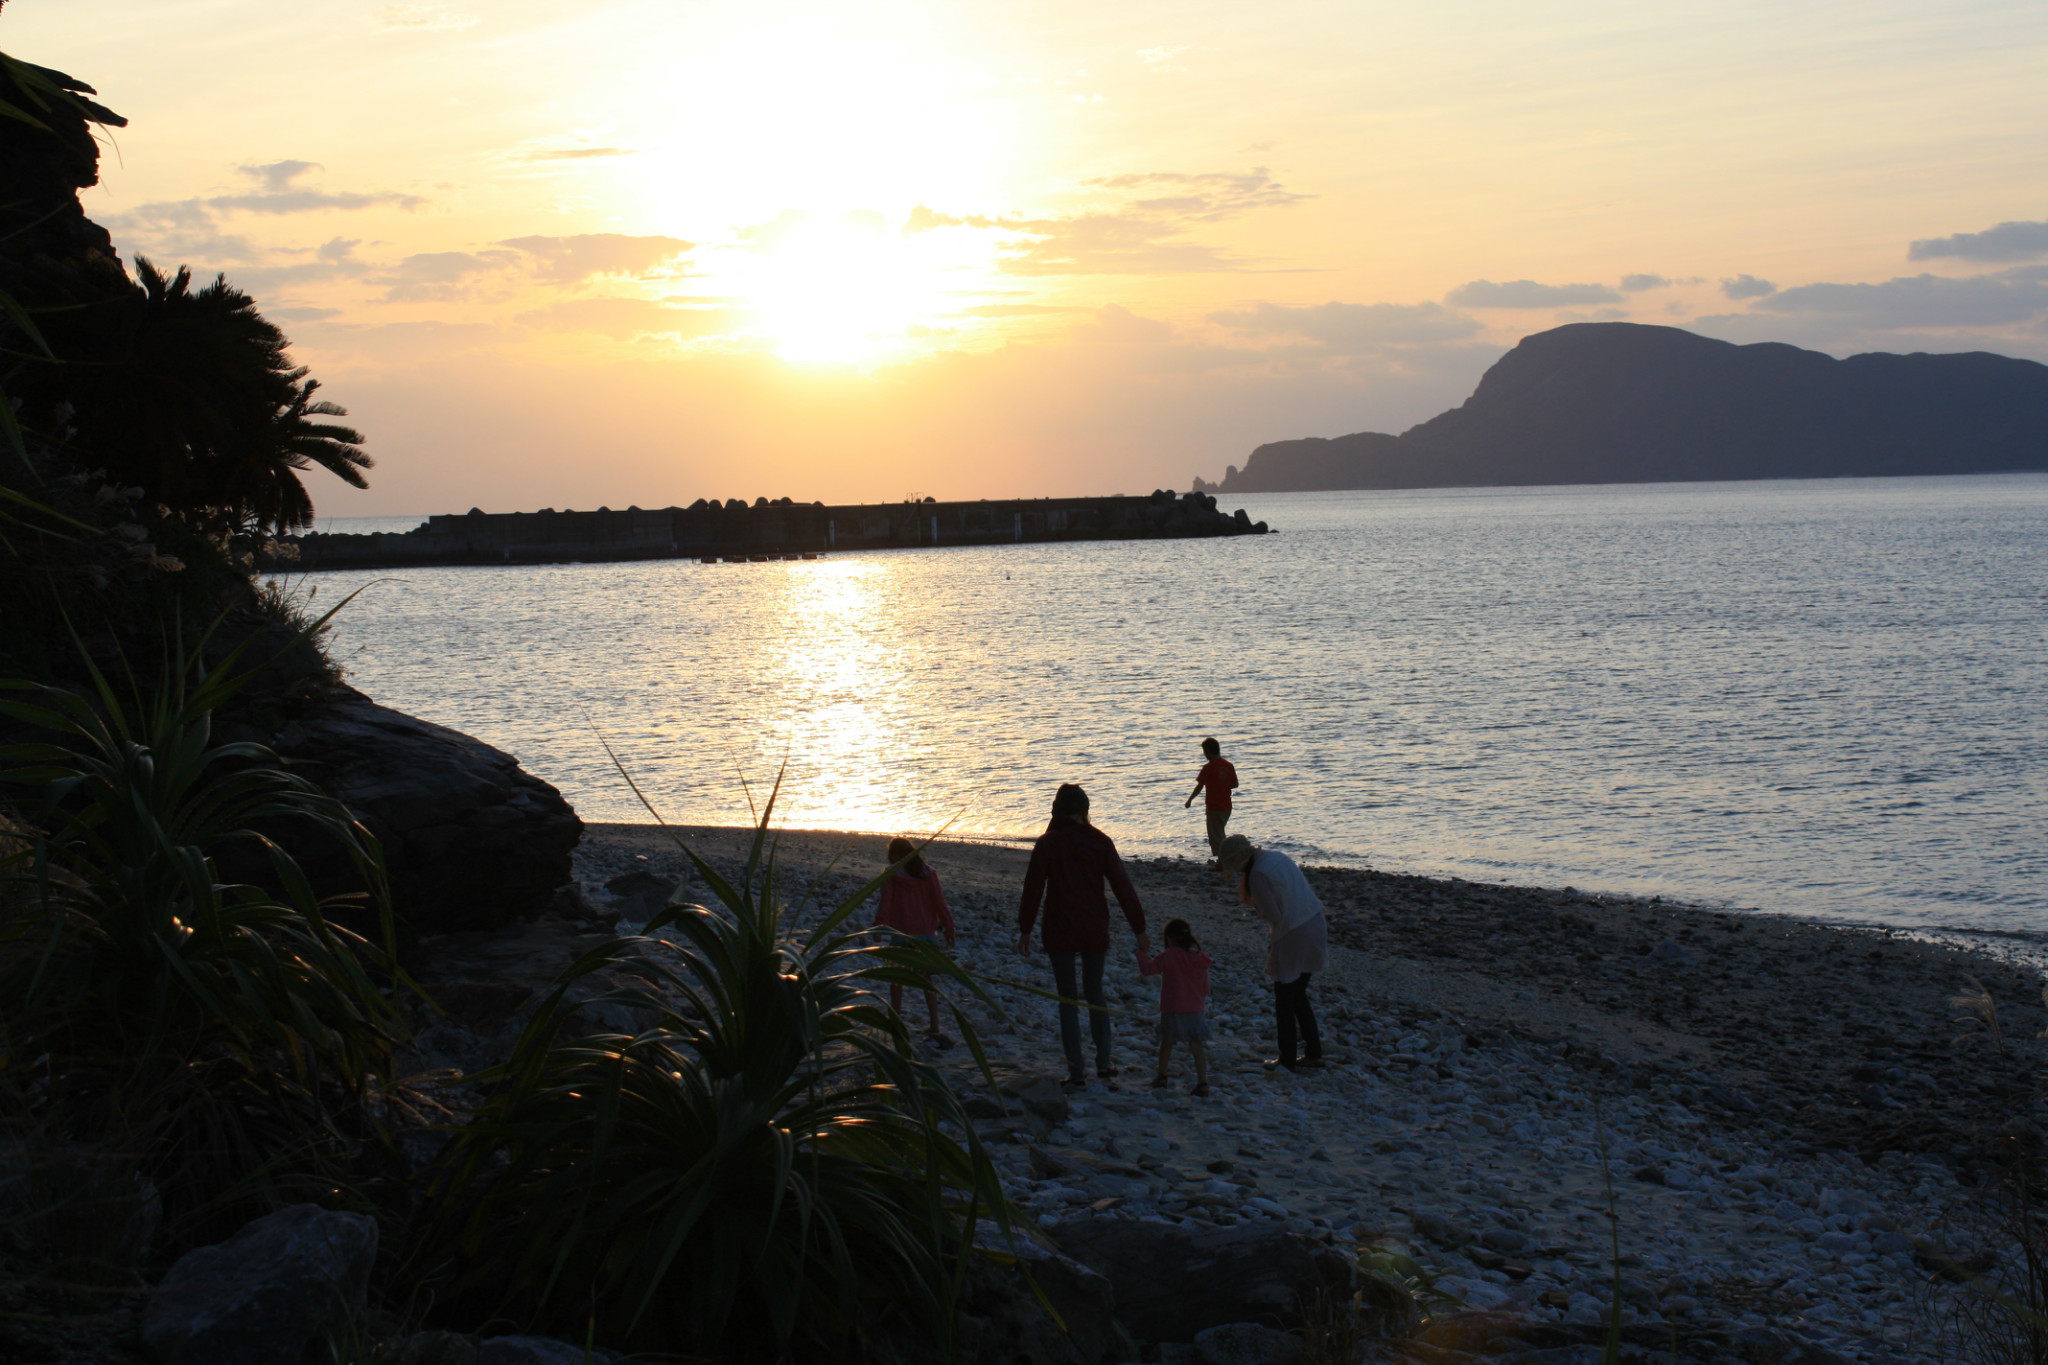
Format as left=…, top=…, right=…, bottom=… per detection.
left=1154, top=1038, right=1173, bottom=1084
left=923, top=986, right=942, bottom=1033
left=890, top=981, right=905, bottom=1018
left=1192, top=1041, right=1209, bottom=1087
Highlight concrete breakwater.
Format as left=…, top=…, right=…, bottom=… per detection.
left=273, top=489, right=1268, bottom=571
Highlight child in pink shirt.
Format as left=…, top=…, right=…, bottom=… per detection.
left=1136, top=918, right=1213, bottom=1096
left=876, top=837, right=957, bottom=1046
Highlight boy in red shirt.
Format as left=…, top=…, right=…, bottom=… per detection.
left=1183, top=736, right=1239, bottom=855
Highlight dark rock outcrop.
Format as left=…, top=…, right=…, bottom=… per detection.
left=142, top=1203, right=377, bottom=1365
left=1052, top=1218, right=1334, bottom=1349
left=1211, top=322, right=2048, bottom=493
left=261, top=685, right=581, bottom=934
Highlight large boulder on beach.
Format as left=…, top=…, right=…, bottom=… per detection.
left=142, top=1203, right=377, bottom=1365
left=1052, top=1217, right=1333, bottom=1348
left=262, top=685, right=581, bottom=933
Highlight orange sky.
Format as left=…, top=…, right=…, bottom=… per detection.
left=13, top=0, right=2048, bottom=516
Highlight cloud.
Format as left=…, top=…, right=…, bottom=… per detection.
left=1721, top=274, right=1776, bottom=300
left=268, top=306, right=342, bottom=322
left=1908, top=220, right=2048, bottom=264
left=240, top=160, right=321, bottom=192
left=206, top=188, right=426, bottom=214
left=1208, top=299, right=1480, bottom=349
left=1071, top=304, right=1171, bottom=345
left=957, top=303, right=1083, bottom=317
left=378, top=249, right=520, bottom=301
left=500, top=233, right=694, bottom=284
left=1081, top=168, right=1309, bottom=221
left=1138, top=46, right=1189, bottom=70
left=1444, top=279, right=1623, bottom=307
left=375, top=4, right=479, bottom=30
left=523, top=147, right=638, bottom=161
left=1751, top=270, right=2048, bottom=327
left=1619, top=273, right=1668, bottom=292
left=108, top=164, right=426, bottom=264
left=516, top=297, right=741, bottom=340
left=905, top=167, right=1307, bottom=276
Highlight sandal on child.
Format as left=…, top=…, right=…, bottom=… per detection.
left=1191, top=1083, right=1211, bottom=1098
left=1150, top=1075, right=1170, bottom=1089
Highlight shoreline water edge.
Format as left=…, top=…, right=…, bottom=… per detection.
left=405, top=821, right=2048, bottom=1365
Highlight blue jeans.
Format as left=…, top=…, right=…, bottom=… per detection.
left=1049, top=951, right=1111, bottom=1080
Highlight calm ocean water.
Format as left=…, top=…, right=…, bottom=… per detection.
left=311, top=474, right=2048, bottom=935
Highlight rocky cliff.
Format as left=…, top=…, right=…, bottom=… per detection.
left=1209, top=322, right=2048, bottom=493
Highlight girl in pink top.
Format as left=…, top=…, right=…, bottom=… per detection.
left=876, top=837, right=957, bottom=1046
left=1136, top=918, right=1213, bottom=1096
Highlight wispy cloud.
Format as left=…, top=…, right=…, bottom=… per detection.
left=1445, top=279, right=1622, bottom=307
left=522, top=147, right=638, bottom=161
left=375, top=4, right=479, bottom=31
left=1909, top=219, right=2048, bottom=264
left=906, top=167, right=1308, bottom=276
left=1209, top=298, right=1480, bottom=350
left=107, top=162, right=426, bottom=267
left=1721, top=274, right=1776, bottom=299
left=1619, top=273, right=1669, bottom=292
left=1752, top=269, right=2048, bottom=327
left=377, top=249, right=520, bottom=302
left=1071, top=304, right=1172, bottom=344
left=499, top=233, right=695, bottom=284
left=1081, top=168, right=1309, bottom=221
left=515, top=297, right=741, bottom=340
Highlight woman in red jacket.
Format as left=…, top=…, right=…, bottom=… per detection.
left=877, top=836, right=957, bottom=1045
left=1016, top=784, right=1150, bottom=1090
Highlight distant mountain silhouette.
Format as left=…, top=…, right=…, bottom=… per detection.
left=1202, top=323, right=2048, bottom=493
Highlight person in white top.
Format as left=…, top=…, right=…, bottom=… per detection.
left=1215, top=834, right=1327, bottom=1071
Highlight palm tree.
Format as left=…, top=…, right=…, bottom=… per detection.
left=17, top=258, right=371, bottom=535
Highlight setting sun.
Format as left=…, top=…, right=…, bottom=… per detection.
left=742, top=212, right=940, bottom=364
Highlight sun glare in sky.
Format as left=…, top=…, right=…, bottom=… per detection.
left=740, top=213, right=947, bottom=365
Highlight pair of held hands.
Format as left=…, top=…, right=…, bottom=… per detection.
left=1017, top=931, right=1152, bottom=957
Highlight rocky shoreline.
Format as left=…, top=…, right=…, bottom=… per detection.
left=537, top=823, right=2047, bottom=1364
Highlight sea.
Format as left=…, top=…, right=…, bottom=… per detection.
left=306, top=474, right=2048, bottom=938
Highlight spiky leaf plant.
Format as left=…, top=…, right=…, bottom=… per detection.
left=0, top=627, right=401, bottom=1251
left=413, top=779, right=1024, bottom=1360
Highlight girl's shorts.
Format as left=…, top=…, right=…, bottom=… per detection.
left=1157, top=1011, right=1212, bottom=1044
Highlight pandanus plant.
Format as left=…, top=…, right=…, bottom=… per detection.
left=412, top=771, right=1026, bottom=1360
left=0, top=622, right=401, bottom=1249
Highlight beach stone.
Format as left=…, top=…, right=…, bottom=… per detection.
left=1054, top=1217, right=1324, bottom=1346
left=1414, top=1210, right=1477, bottom=1246
left=478, top=1338, right=620, bottom=1365
left=1871, top=1231, right=1914, bottom=1256
left=142, top=1203, right=377, bottom=1365
left=602, top=870, right=676, bottom=921
left=263, top=688, right=582, bottom=933
left=1191, top=1321, right=1306, bottom=1365
left=945, top=1242, right=1117, bottom=1365
left=391, top=1332, right=480, bottom=1365
left=1007, top=1076, right=1073, bottom=1123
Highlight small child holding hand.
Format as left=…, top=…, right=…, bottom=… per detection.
left=1136, top=918, right=1213, bottom=1097
left=876, top=837, right=957, bottom=1046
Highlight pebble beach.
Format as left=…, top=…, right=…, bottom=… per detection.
left=520, top=822, right=2048, bottom=1362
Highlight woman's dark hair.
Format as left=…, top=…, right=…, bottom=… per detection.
left=1201, top=737, right=1221, bottom=759
left=886, top=836, right=926, bottom=878
left=1047, top=783, right=1090, bottom=831
left=1163, top=917, right=1199, bottom=951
